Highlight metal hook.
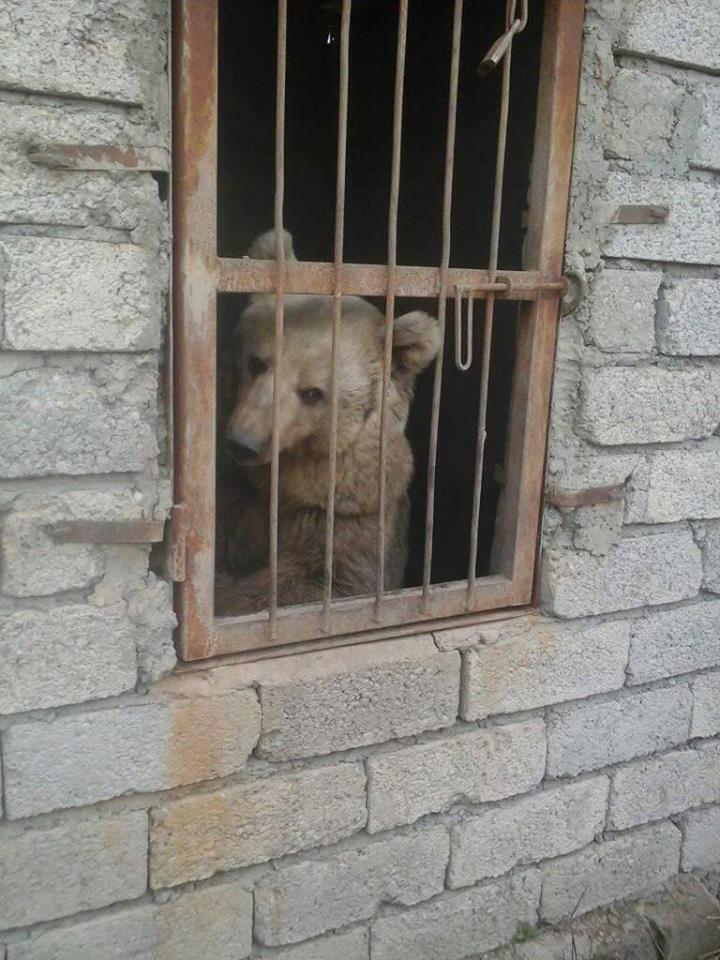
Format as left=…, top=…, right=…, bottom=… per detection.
left=454, top=288, right=474, bottom=372
left=478, top=0, right=528, bottom=75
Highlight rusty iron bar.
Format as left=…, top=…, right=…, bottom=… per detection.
left=27, top=143, right=170, bottom=172
left=48, top=520, right=165, bottom=544
left=217, top=257, right=564, bottom=299
left=467, top=0, right=519, bottom=600
left=422, top=0, right=464, bottom=608
left=322, top=0, right=352, bottom=630
left=376, top=0, right=409, bottom=615
left=268, top=0, right=288, bottom=638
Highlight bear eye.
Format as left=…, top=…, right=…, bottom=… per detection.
left=247, top=355, right=268, bottom=377
left=298, top=387, right=325, bottom=406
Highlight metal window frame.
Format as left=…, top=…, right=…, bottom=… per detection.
left=172, top=0, right=585, bottom=661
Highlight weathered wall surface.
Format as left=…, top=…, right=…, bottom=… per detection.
left=0, top=1, right=719, bottom=958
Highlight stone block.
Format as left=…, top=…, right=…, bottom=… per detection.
left=0, top=489, right=146, bottom=598
left=705, top=521, right=720, bottom=594
left=0, top=605, right=137, bottom=715
left=605, top=69, right=685, bottom=168
left=367, top=719, right=546, bottom=833
left=255, top=828, right=448, bottom=945
left=370, top=870, right=541, bottom=960
left=659, top=278, right=720, bottom=356
left=546, top=686, right=692, bottom=776
left=619, top=0, right=720, bottom=72
left=692, top=672, right=720, bottom=738
left=255, top=929, right=369, bottom=960
left=460, top=619, right=630, bottom=720
left=256, top=637, right=459, bottom=761
left=0, top=360, right=158, bottom=478
left=542, top=530, right=702, bottom=619
left=625, top=447, right=720, bottom=523
left=602, top=175, right=720, bottom=266
left=579, top=365, right=720, bottom=445
left=584, top=268, right=660, bottom=355
left=6, top=883, right=253, bottom=960
left=3, top=689, right=260, bottom=818
left=609, top=742, right=720, bottom=830
left=627, top=601, right=720, bottom=683
left=682, top=806, right=720, bottom=871
left=0, top=0, right=165, bottom=104
left=540, top=823, right=681, bottom=923
left=150, top=763, right=366, bottom=888
left=1, top=238, right=159, bottom=352
left=0, top=812, right=147, bottom=929
left=0, top=101, right=164, bottom=231
left=695, top=79, right=720, bottom=173
left=448, top=778, right=609, bottom=888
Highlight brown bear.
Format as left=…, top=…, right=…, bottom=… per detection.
left=215, top=229, right=441, bottom=615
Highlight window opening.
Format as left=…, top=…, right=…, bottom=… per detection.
left=173, top=0, right=584, bottom=659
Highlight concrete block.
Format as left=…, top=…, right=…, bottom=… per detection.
left=150, top=763, right=366, bottom=888
left=3, top=690, right=260, bottom=818
left=460, top=619, right=630, bottom=720
left=625, top=446, right=720, bottom=523
left=0, top=605, right=137, bottom=715
left=255, top=828, right=448, bottom=945
left=448, top=778, right=609, bottom=888
left=579, top=365, right=720, bottom=445
left=0, top=489, right=145, bottom=598
left=0, top=812, right=147, bottom=929
left=659, top=278, right=720, bottom=356
left=682, top=806, right=720, bottom=871
left=6, top=883, right=253, bottom=960
left=0, top=361, right=158, bottom=478
left=627, top=601, right=720, bottom=683
left=0, top=101, right=164, bottom=231
left=609, top=742, right=720, bottom=830
left=542, top=530, right=702, bottom=619
left=619, top=0, right=720, bottom=72
left=546, top=686, right=693, bottom=777
left=705, top=521, right=720, bottom=594
left=691, top=672, right=720, bottom=738
left=371, top=870, right=541, bottom=960
left=255, top=929, right=369, bottom=960
left=605, top=70, right=684, bottom=167
left=1, top=238, right=159, bottom=352
left=602, top=175, right=720, bottom=266
left=367, top=719, right=546, bottom=833
left=0, top=0, right=165, bottom=103
left=695, top=79, right=720, bottom=173
left=540, top=823, right=681, bottom=923
left=256, top=637, right=460, bottom=761
left=584, top=269, right=660, bottom=355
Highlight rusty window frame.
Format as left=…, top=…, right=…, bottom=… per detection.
left=172, top=0, right=585, bottom=661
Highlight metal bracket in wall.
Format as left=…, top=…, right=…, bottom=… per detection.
left=608, top=204, right=669, bottom=225
left=27, top=143, right=170, bottom=173
left=545, top=482, right=625, bottom=509
left=165, top=503, right=189, bottom=584
left=48, top=520, right=166, bottom=544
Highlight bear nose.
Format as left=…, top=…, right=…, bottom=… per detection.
left=226, top=432, right=261, bottom=464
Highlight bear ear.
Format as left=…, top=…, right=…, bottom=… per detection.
left=247, top=228, right=297, bottom=262
left=391, top=311, right=441, bottom=382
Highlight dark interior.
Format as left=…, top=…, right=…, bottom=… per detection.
left=216, top=0, right=545, bottom=589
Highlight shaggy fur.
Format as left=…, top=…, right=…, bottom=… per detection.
left=215, top=229, right=440, bottom=615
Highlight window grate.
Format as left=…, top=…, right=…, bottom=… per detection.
left=172, top=0, right=585, bottom=660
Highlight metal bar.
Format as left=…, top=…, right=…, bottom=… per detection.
left=48, top=520, right=165, bottom=544
left=211, top=574, right=518, bottom=656
left=376, top=0, right=409, bottom=613
left=27, top=143, right=170, bottom=172
left=322, top=0, right=352, bottom=630
left=422, top=0, right=463, bottom=607
left=268, top=0, right=288, bottom=638
left=173, top=0, right=218, bottom=661
left=216, top=258, right=562, bottom=299
left=467, top=0, right=517, bottom=598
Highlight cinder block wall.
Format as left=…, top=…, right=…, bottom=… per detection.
left=1, top=1, right=719, bottom=958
